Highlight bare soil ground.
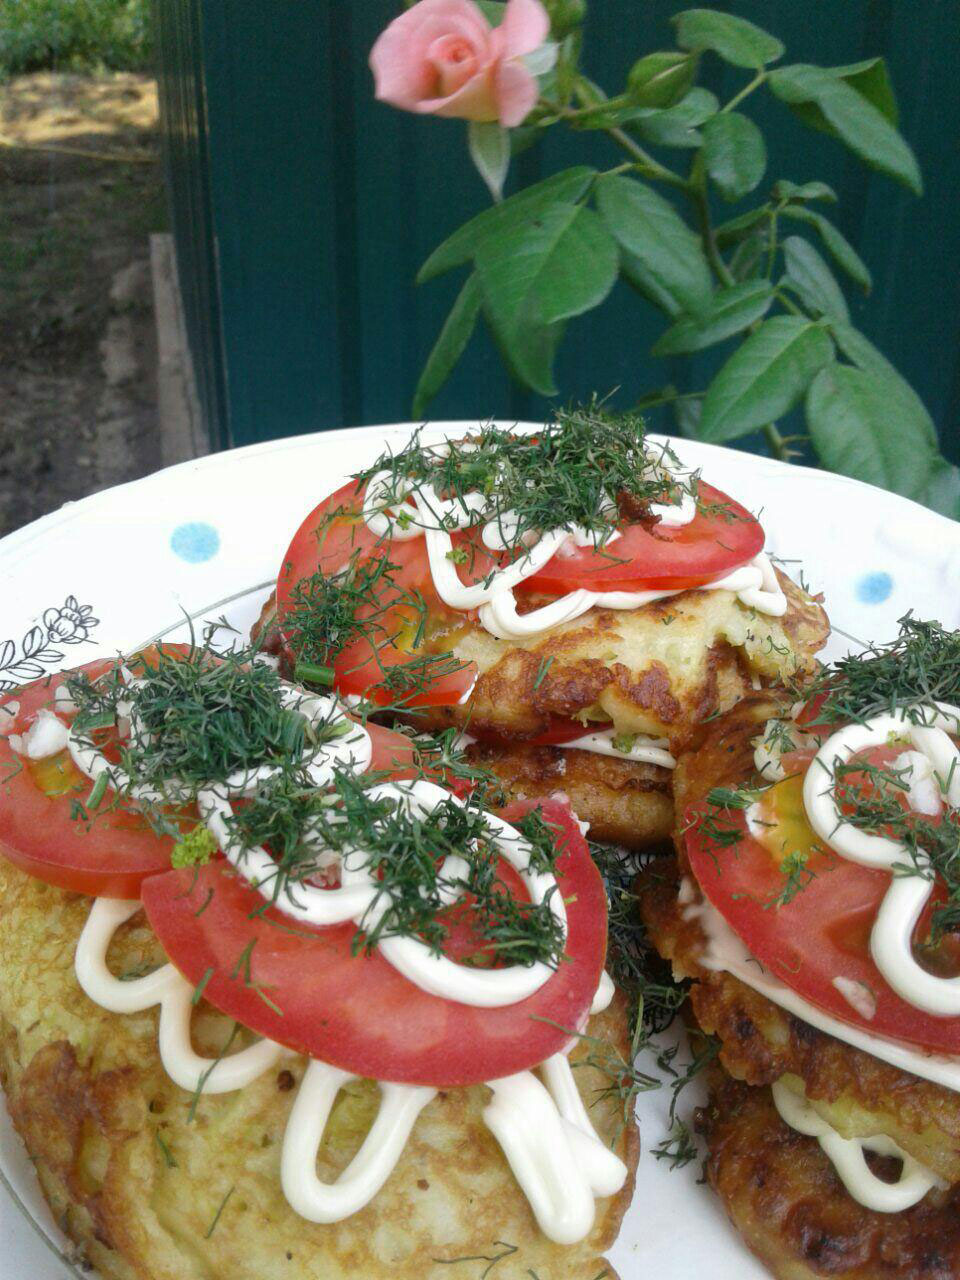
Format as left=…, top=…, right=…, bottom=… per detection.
left=0, top=72, right=164, bottom=536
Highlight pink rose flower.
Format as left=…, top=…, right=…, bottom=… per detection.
left=370, top=0, right=550, bottom=128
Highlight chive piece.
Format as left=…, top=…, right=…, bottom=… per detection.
left=293, top=662, right=336, bottom=687
left=87, top=772, right=109, bottom=809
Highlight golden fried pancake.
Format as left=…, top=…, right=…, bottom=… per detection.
left=254, top=569, right=828, bottom=748
left=640, top=854, right=960, bottom=1185
left=700, top=1067, right=960, bottom=1280
left=416, top=568, right=827, bottom=745
left=463, top=740, right=673, bottom=848
left=0, top=859, right=638, bottom=1280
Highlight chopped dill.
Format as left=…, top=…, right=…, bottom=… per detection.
left=355, top=404, right=712, bottom=556
left=795, top=614, right=960, bottom=727
left=204, top=1184, right=236, bottom=1239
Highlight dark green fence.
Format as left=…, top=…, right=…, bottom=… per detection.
left=155, top=0, right=959, bottom=462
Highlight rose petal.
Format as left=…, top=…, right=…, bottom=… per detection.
left=427, top=33, right=481, bottom=98
left=417, top=65, right=500, bottom=122
left=370, top=0, right=491, bottom=110
left=498, top=0, right=550, bottom=59
left=494, top=58, right=540, bottom=127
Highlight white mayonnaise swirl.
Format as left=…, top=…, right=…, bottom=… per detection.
left=72, top=896, right=623, bottom=1241
left=15, top=662, right=622, bottom=1241
left=802, top=703, right=960, bottom=1016
left=75, top=898, right=286, bottom=1092
left=771, top=1079, right=941, bottom=1212
left=683, top=882, right=960, bottom=1095
left=360, top=447, right=786, bottom=642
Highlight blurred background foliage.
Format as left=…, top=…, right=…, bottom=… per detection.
left=0, top=0, right=152, bottom=80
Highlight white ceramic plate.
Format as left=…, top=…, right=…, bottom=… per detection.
left=1, top=422, right=959, bottom=1280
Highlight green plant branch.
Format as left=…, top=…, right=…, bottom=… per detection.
left=687, top=156, right=734, bottom=288
left=721, top=70, right=766, bottom=114
left=763, top=422, right=793, bottom=461
left=773, top=287, right=804, bottom=317
left=605, top=126, right=690, bottom=189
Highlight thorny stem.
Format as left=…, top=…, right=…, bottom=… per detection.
left=763, top=422, right=794, bottom=462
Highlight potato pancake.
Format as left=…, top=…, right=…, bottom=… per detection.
left=254, top=567, right=828, bottom=748
left=699, top=1066, right=960, bottom=1280
left=0, top=859, right=638, bottom=1280
left=409, top=567, right=827, bottom=744
left=463, top=740, right=673, bottom=848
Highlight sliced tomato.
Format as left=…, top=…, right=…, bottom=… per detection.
left=0, top=660, right=174, bottom=898
left=520, top=481, right=764, bottom=594
left=0, top=648, right=417, bottom=899
left=277, top=480, right=477, bottom=709
left=685, top=760, right=960, bottom=1055
left=142, top=797, right=607, bottom=1087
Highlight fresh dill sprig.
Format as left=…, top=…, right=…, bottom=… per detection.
left=226, top=765, right=566, bottom=970
left=795, top=614, right=960, bottom=727
left=832, top=756, right=960, bottom=942
left=355, top=404, right=710, bottom=555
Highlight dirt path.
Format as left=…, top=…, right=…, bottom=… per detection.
left=0, top=72, right=164, bottom=536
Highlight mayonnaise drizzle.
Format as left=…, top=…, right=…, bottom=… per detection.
left=484, top=1057, right=628, bottom=1245
left=802, top=703, right=960, bottom=1016
left=63, top=677, right=566, bottom=1010
left=75, top=898, right=286, bottom=1092
left=771, top=1079, right=941, bottom=1212
left=360, top=450, right=786, bottom=642
left=72, top=896, right=622, bottom=1240
left=682, top=881, right=960, bottom=1095
left=18, top=662, right=623, bottom=1241
left=561, top=728, right=676, bottom=769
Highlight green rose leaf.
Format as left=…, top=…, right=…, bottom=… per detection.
left=715, top=205, right=771, bottom=248
left=597, top=174, right=712, bottom=314
left=627, top=51, right=698, bottom=109
left=620, top=252, right=682, bottom=318
left=702, top=111, right=767, bottom=201
left=411, top=274, right=482, bottom=418
left=806, top=363, right=940, bottom=499
left=773, top=179, right=837, bottom=203
left=634, top=87, right=719, bottom=147
left=475, top=202, right=618, bottom=329
left=781, top=236, right=849, bottom=322
left=698, top=315, right=833, bottom=441
left=672, top=8, right=784, bottom=69
left=652, top=280, right=773, bottom=355
left=828, top=321, right=938, bottom=449
left=467, top=121, right=511, bottom=202
left=769, top=64, right=922, bottom=194
left=781, top=206, right=871, bottom=293
left=417, top=166, right=596, bottom=283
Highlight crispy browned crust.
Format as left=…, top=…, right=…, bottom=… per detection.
left=417, top=568, right=827, bottom=744
left=672, top=688, right=781, bottom=817
left=0, top=860, right=637, bottom=1280
left=464, top=740, right=673, bottom=847
left=700, top=1067, right=960, bottom=1280
left=641, top=850, right=960, bottom=1186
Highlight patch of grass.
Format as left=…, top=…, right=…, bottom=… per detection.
left=0, top=0, right=153, bottom=80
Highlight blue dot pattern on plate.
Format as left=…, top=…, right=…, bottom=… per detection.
left=856, top=571, right=893, bottom=604
left=170, top=522, right=220, bottom=564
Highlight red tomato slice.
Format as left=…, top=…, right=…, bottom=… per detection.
left=276, top=480, right=477, bottom=709
left=685, top=761, right=960, bottom=1055
left=0, top=650, right=417, bottom=899
left=521, top=481, right=764, bottom=594
left=0, top=660, right=174, bottom=899
left=141, top=797, right=607, bottom=1087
